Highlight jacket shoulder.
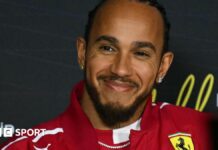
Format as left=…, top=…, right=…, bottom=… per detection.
left=154, top=102, right=213, bottom=149
left=156, top=102, right=211, bottom=124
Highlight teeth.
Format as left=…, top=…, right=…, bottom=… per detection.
left=103, top=79, right=135, bottom=92
left=113, top=81, right=131, bottom=87
left=114, top=80, right=125, bottom=84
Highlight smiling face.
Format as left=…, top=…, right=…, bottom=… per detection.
left=77, top=0, right=173, bottom=128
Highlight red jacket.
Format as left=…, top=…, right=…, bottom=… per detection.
left=1, top=81, right=212, bottom=150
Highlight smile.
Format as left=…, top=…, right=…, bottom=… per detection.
left=103, top=79, right=136, bottom=92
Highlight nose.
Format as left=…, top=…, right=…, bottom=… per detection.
left=110, top=53, right=132, bottom=77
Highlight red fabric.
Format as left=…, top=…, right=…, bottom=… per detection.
left=0, top=81, right=212, bottom=150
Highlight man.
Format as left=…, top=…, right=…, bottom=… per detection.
left=0, top=0, right=212, bottom=149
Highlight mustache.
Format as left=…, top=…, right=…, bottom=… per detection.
left=97, top=75, right=138, bottom=87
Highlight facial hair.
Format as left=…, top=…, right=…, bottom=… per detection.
left=85, top=73, right=151, bottom=128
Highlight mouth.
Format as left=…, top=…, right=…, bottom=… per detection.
left=103, top=79, right=137, bottom=92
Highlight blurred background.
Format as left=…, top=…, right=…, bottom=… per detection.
left=0, top=0, right=218, bottom=143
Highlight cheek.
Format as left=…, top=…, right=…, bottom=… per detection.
left=133, top=60, right=158, bottom=88
left=86, top=54, right=113, bottom=83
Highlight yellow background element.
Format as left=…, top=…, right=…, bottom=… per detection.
left=152, top=73, right=214, bottom=112
left=169, top=134, right=194, bottom=150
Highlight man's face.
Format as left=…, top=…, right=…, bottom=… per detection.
left=77, top=0, right=173, bottom=127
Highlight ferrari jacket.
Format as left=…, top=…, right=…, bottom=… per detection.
left=0, top=81, right=212, bottom=150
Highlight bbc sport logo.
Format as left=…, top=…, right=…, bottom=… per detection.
left=0, top=122, right=46, bottom=137
left=0, top=122, right=14, bottom=137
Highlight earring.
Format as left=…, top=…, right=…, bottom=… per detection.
left=157, top=76, right=164, bottom=83
left=80, top=64, right=84, bottom=70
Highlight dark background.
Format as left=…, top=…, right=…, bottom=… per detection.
left=0, top=0, right=218, bottom=143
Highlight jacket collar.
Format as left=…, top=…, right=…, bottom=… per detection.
left=61, top=81, right=99, bottom=149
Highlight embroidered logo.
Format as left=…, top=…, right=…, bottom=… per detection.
left=168, top=132, right=194, bottom=150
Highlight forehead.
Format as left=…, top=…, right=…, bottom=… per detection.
left=89, top=0, right=164, bottom=51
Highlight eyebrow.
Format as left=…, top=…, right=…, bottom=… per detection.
left=95, top=35, right=119, bottom=45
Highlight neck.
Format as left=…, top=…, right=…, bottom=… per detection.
left=80, top=88, right=147, bottom=130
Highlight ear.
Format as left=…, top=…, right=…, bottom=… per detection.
left=76, top=37, right=86, bottom=69
left=156, top=52, right=174, bottom=83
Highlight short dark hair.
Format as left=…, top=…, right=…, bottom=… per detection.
left=84, top=0, right=170, bottom=53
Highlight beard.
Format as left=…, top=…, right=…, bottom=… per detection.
left=85, top=73, right=151, bottom=128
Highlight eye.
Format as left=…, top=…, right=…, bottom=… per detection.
left=99, top=45, right=115, bottom=54
left=134, top=51, right=150, bottom=58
